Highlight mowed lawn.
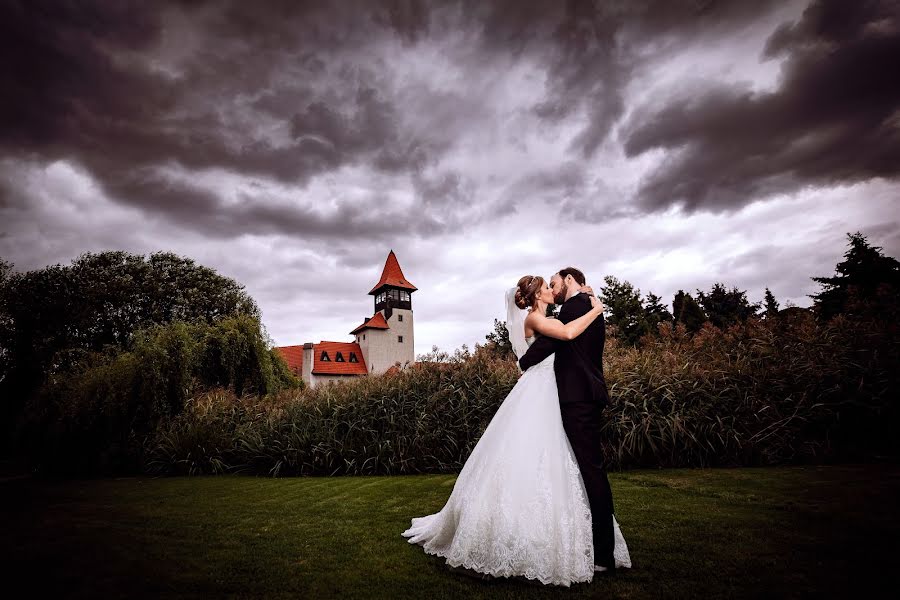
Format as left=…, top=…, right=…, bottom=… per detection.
left=2, top=464, right=899, bottom=599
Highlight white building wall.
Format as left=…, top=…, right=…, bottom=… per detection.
left=356, top=331, right=371, bottom=372
left=302, top=343, right=314, bottom=387
left=361, top=308, right=414, bottom=374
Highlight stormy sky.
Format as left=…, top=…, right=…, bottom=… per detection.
left=2, top=0, right=899, bottom=356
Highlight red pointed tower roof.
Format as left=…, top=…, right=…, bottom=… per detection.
left=368, top=250, right=417, bottom=295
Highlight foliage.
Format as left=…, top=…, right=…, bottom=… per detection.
left=0, top=251, right=259, bottom=445
left=764, top=287, right=780, bottom=318
left=137, top=308, right=899, bottom=476
left=672, top=290, right=707, bottom=332
left=482, top=318, right=515, bottom=360
left=15, top=314, right=301, bottom=475
left=694, top=282, right=761, bottom=329
left=9, top=233, right=900, bottom=476
left=600, top=276, right=651, bottom=346
left=642, top=291, right=673, bottom=335
left=602, top=311, right=899, bottom=468
left=811, top=231, right=900, bottom=322
left=145, top=348, right=519, bottom=476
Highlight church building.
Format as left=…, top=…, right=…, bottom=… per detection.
left=276, top=251, right=416, bottom=388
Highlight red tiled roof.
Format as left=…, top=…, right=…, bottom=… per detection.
left=275, top=345, right=304, bottom=374
left=368, top=250, right=417, bottom=294
left=312, top=341, right=368, bottom=375
left=350, top=311, right=390, bottom=335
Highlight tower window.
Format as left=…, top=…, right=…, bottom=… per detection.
left=335, top=352, right=345, bottom=362
left=349, top=352, right=358, bottom=363
left=398, top=335, right=404, bottom=343
left=320, top=351, right=330, bottom=361
left=400, top=291, right=410, bottom=302
left=398, top=314, right=403, bottom=322
left=363, top=334, right=366, bottom=340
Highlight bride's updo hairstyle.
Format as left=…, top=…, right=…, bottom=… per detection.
left=515, top=275, right=545, bottom=310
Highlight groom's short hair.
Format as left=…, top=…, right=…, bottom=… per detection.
left=557, top=267, right=585, bottom=285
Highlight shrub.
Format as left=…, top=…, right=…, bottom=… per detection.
left=20, top=309, right=898, bottom=476
left=16, top=314, right=301, bottom=475
left=145, top=348, right=518, bottom=476
left=144, top=312, right=899, bottom=476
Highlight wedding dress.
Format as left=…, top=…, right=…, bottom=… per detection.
left=401, top=290, right=631, bottom=586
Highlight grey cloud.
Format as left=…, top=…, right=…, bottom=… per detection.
left=0, top=0, right=457, bottom=242
left=95, top=167, right=450, bottom=241
left=497, top=161, right=589, bottom=219
left=475, top=0, right=786, bottom=157
left=621, top=0, right=900, bottom=213
left=0, top=0, right=802, bottom=244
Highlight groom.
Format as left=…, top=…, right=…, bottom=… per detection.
left=518, top=267, right=618, bottom=573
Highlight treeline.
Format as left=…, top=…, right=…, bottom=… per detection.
left=484, top=232, right=900, bottom=355
left=1, top=233, right=898, bottom=476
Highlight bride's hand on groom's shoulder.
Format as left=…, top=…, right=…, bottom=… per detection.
left=589, top=294, right=604, bottom=313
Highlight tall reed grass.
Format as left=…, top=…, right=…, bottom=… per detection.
left=15, top=314, right=300, bottom=474
left=140, top=311, right=899, bottom=476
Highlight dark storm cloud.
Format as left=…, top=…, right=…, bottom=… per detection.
left=94, top=168, right=449, bottom=241
left=470, top=0, right=785, bottom=158
left=447, top=0, right=792, bottom=220
left=0, top=0, right=455, bottom=239
left=1, top=0, right=797, bottom=240
left=621, top=0, right=900, bottom=213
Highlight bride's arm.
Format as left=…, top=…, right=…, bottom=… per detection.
left=526, top=298, right=604, bottom=341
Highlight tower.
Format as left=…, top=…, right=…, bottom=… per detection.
left=350, top=250, right=416, bottom=373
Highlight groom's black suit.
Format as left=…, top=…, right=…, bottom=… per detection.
left=518, top=292, right=617, bottom=569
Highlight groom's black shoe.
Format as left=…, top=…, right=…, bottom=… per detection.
left=593, top=564, right=616, bottom=576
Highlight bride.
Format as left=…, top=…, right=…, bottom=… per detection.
left=402, top=275, right=631, bottom=586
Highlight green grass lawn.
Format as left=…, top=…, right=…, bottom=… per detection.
left=2, top=465, right=899, bottom=599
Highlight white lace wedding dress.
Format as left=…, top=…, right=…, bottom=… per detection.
left=401, top=335, right=631, bottom=586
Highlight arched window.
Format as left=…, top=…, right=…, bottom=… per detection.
left=335, top=352, right=345, bottom=362
left=320, top=351, right=330, bottom=361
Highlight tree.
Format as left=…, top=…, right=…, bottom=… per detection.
left=483, top=318, right=515, bottom=360
left=643, top=292, right=673, bottom=333
left=0, top=259, right=13, bottom=385
left=695, top=282, right=761, bottom=329
left=600, top=276, right=650, bottom=346
left=0, top=258, right=11, bottom=286
left=810, top=232, right=900, bottom=321
left=764, top=288, right=780, bottom=318
left=0, top=251, right=261, bottom=436
left=673, top=290, right=707, bottom=332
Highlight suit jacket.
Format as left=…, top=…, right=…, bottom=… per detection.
left=518, top=292, right=610, bottom=407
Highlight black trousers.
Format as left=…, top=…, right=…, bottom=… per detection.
left=560, top=400, right=615, bottom=568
